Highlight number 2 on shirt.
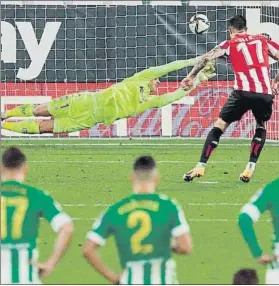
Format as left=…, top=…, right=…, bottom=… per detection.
left=237, top=40, right=264, bottom=66
left=1, top=197, right=29, bottom=239
left=127, top=210, right=153, bottom=254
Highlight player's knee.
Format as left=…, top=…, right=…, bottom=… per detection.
left=33, top=104, right=50, bottom=116
left=214, top=118, right=227, bottom=131
left=255, top=122, right=266, bottom=137
left=256, top=121, right=266, bottom=130
left=39, top=120, right=54, bottom=133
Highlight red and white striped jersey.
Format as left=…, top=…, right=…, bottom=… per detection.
left=219, top=34, right=279, bottom=95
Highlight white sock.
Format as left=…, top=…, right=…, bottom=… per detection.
left=196, top=162, right=206, bottom=168
left=247, top=162, right=256, bottom=171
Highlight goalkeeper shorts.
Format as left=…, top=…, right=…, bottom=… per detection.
left=47, top=94, right=95, bottom=133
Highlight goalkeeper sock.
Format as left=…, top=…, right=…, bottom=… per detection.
left=2, top=120, right=40, bottom=134
left=249, top=127, right=266, bottom=163
left=4, top=104, right=35, bottom=119
left=199, top=127, right=223, bottom=164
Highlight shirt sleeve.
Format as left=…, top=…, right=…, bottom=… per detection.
left=86, top=209, right=113, bottom=246
left=129, top=57, right=201, bottom=82
left=170, top=200, right=190, bottom=238
left=40, top=191, right=72, bottom=233
left=238, top=186, right=272, bottom=258
left=267, top=39, right=279, bottom=57
left=219, top=41, right=230, bottom=55
left=241, top=187, right=271, bottom=222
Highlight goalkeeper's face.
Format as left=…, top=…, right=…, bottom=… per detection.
left=149, top=78, right=160, bottom=92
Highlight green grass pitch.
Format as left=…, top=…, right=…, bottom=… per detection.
left=2, top=139, right=279, bottom=284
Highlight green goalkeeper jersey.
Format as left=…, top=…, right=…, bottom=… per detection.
left=86, top=193, right=190, bottom=284
left=87, top=58, right=199, bottom=126
left=239, top=178, right=279, bottom=269
left=1, top=180, right=72, bottom=284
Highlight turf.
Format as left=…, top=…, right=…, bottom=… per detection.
left=2, top=139, right=279, bottom=284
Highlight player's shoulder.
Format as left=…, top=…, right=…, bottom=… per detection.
left=1, top=180, right=45, bottom=197
left=157, top=193, right=183, bottom=210
left=23, top=183, right=54, bottom=200
left=108, top=196, right=132, bottom=215
left=252, top=178, right=279, bottom=202
left=219, top=39, right=230, bottom=47
left=254, top=34, right=267, bottom=41
left=263, top=178, right=279, bottom=193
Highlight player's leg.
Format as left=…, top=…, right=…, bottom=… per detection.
left=2, top=117, right=90, bottom=134
left=33, top=103, right=52, bottom=116
left=184, top=91, right=248, bottom=182
left=2, top=119, right=54, bottom=134
left=1, top=95, right=72, bottom=121
left=1, top=103, right=53, bottom=121
left=239, top=121, right=266, bottom=182
left=183, top=118, right=227, bottom=182
left=240, top=93, right=273, bottom=182
left=1, top=104, right=38, bottom=120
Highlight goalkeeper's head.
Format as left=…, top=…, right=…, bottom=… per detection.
left=1, top=146, right=28, bottom=182
left=131, top=155, right=159, bottom=193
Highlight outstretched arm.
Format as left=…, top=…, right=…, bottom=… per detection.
left=137, top=61, right=216, bottom=113
left=181, top=45, right=225, bottom=89
left=137, top=88, right=191, bottom=114
left=129, top=57, right=202, bottom=82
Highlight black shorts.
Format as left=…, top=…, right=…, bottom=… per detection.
left=220, top=90, right=274, bottom=124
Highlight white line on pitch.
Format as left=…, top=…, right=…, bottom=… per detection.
left=72, top=217, right=270, bottom=222
left=29, top=160, right=279, bottom=164
left=198, top=181, right=218, bottom=184
left=187, top=202, right=242, bottom=206
left=3, top=143, right=279, bottom=147
left=62, top=204, right=86, bottom=207
left=62, top=202, right=243, bottom=207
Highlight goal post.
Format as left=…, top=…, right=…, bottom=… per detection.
left=1, top=0, right=279, bottom=140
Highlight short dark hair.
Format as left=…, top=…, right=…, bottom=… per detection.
left=133, top=156, right=156, bottom=172
left=228, top=15, right=247, bottom=31
left=1, top=147, right=26, bottom=169
left=233, top=268, right=259, bottom=285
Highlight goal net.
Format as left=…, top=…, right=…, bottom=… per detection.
left=1, top=0, right=279, bottom=140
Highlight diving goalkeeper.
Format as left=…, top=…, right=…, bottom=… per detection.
left=1, top=58, right=215, bottom=134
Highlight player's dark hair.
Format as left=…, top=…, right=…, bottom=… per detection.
left=1, top=147, right=26, bottom=169
left=133, top=156, right=156, bottom=172
left=233, top=268, right=259, bottom=285
left=228, top=15, right=247, bottom=31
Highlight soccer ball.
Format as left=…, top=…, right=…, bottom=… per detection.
left=189, top=14, right=210, bottom=35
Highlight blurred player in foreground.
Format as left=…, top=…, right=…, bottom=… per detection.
left=1, top=59, right=215, bottom=134
left=233, top=268, right=259, bottom=285
left=1, top=147, right=73, bottom=284
left=83, top=155, right=192, bottom=284
left=182, top=15, right=279, bottom=183
left=238, top=178, right=279, bottom=284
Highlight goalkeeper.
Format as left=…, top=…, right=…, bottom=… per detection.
left=1, top=58, right=215, bottom=134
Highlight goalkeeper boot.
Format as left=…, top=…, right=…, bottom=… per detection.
left=1, top=112, right=7, bottom=121
left=239, top=162, right=256, bottom=183
left=183, top=163, right=206, bottom=182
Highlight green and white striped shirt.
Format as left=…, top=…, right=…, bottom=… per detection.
left=1, top=180, right=72, bottom=284
left=1, top=245, right=40, bottom=284
left=87, top=193, right=189, bottom=284
left=120, top=258, right=178, bottom=284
